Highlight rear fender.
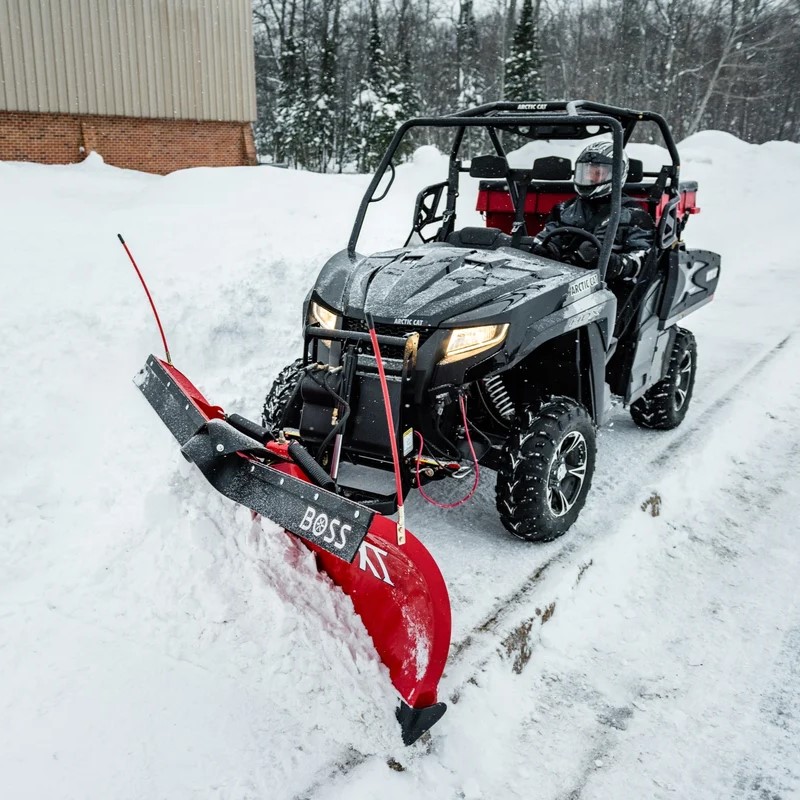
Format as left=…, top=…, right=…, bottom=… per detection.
left=658, top=247, right=721, bottom=327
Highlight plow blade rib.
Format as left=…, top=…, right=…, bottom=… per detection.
left=136, top=356, right=451, bottom=745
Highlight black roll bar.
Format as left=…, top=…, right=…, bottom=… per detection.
left=448, top=100, right=681, bottom=170
left=347, top=112, right=627, bottom=283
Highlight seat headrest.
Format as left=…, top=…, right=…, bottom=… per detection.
left=469, top=155, right=509, bottom=179
left=531, top=156, right=572, bottom=181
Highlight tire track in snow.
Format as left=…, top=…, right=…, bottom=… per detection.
left=731, top=624, right=800, bottom=798
left=554, top=396, right=800, bottom=799
left=291, top=330, right=797, bottom=799
left=444, top=331, right=796, bottom=680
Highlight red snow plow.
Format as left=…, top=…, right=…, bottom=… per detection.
left=136, top=355, right=451, bottom=745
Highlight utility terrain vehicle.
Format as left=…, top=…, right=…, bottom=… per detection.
left=263, top=100, right=721, bottom=542
left=135, top=101, right=721, bottom=744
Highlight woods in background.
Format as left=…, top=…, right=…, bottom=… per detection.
left=252, top=0, right=800, bottom=171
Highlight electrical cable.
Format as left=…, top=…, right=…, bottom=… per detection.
left=314, top=369, right=351, bottom=465
left=415, top=395, right=480, bottom=509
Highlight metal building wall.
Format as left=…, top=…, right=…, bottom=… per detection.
left=0, top=0, right=256, bottom=122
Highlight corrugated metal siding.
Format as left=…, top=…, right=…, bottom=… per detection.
left=0, top=0, right=256, bottom=121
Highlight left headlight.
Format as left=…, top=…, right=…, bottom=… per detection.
left=441, top=324, right=509, bottom=363
left=309, top=300, right=340, bottom=330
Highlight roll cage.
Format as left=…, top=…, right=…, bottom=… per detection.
left=347, top=100, right=683, bottom=283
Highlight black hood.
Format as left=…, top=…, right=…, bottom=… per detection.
left=313, top=243, right=581, bottom=327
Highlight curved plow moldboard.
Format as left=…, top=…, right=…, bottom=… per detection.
left=136, top=356, right=452, bottom=745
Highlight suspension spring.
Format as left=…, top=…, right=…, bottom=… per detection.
left=482, top=375, right=515, bottom=420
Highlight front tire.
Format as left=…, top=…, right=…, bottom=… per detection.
left=495, top=397, right=596, bottom=542
left=262, top=358, right=304, bottom=432
left=630, top=327, right=697, bottom=430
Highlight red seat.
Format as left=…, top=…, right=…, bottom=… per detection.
left=476, top=180, right=699, bottom=237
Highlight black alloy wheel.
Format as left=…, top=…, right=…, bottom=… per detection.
left=630, top=327, right=697, bottom=430
left=496, top=397, right=596, bottom=542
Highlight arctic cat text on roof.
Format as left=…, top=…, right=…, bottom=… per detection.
left=136, top=101, right=720, bottom=745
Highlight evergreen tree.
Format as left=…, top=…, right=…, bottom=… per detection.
left=394, top=0, right=422, bottom=156
left=273, top=4, right=313, bottom=169
left=349, top=1, right=405, bottom=171
left=309, top=12, right=337, bottom=172
left=398, top=51, right=421, bottom=120
left=504, top=0, right=543, bottom=102
left=457, top=0, right=484, bottom=108
left=250, top=0, right=800, bottom=167
left=295, top=58, right=314, bottom=168
left=273, top=31, right=297, bottom=164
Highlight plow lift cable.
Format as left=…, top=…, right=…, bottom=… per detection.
left=366, top=312, right=407, bottom=546
left=117, top=234, right=172, bottom=365
left=415, top=395, right=481, bottom=509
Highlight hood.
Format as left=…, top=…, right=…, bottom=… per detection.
left=313, top=243, right=577, bottom=327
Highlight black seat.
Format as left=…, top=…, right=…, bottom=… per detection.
left=446, top=226, right=512, bottom=250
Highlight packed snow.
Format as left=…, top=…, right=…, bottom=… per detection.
left=1, top=133, right=799, bottom=799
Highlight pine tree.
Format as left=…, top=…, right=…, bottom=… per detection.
left=398, top=51, right=421, bottom=120
left=349, top=1, right=405, bottom=171
left=504, top=0, right=544, bottom=102
left=309, top=6, right=338, bottom=172
left=457, top=0, right=484, bottom=108
left=394, top=0, right=421, bottom=156
left=273, top=30, right=298, bottom=164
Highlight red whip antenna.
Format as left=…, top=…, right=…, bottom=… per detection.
left=366, top=312, right=406, bottom=546
left=117, top=233, right=172, bottom=365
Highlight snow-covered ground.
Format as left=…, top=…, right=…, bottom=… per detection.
left=1, top=133, right=798, bottom=799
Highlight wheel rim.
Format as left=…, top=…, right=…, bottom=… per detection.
left=674, top=350, right=693, bottom=411
left=547, top=430, right=588, bottom=518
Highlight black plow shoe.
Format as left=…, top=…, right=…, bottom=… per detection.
left=396, top=701, right=447, bottom=746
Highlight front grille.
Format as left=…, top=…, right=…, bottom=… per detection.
left=341, top=317, right=436, bottom=358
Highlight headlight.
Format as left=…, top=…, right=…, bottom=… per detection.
left=441, top=324, right=509, bottom=363
left=309, top=300, right=339, bottom=330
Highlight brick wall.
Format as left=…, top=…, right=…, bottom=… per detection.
left=0, top=111, right=258, bottom=174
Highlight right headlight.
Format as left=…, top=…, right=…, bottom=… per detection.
left=440, top=324, right=509, bottom=364
left=308, top=300, right=340, bottom=330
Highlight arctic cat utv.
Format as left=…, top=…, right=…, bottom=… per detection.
left=134, top=101, right=719, bottom=746
left=264, top=100, right=721, bottom=542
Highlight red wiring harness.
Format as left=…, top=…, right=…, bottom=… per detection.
left=415, top=395, right=480, bottom=509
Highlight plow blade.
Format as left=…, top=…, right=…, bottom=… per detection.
left=136, top=356, right=451, bottom=745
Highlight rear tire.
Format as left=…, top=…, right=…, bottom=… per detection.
left=495, top=397, right=596, bottom=542
left=630, top=327, right=697, bottom=430
left=262, top=358, right=304, bottom=432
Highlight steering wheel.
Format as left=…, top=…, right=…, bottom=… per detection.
left=538, top=226, right=602, bottom=257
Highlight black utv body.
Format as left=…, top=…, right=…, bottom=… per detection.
left=263, top=101, right=721, bottom=542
